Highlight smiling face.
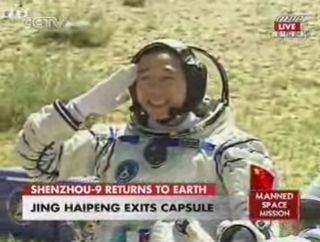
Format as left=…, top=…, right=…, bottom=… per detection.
left=135, top=50, right=187, bottom=121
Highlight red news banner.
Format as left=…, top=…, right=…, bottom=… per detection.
left=22, top=184, right=217, bottom=221
left=24, top=184, right=216, bottom=196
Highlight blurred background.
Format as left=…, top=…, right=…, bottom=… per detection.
left=0, top=0, right=319, bottom=212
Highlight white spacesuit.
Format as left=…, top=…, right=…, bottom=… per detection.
left=15, top=39, right=279, bottom=242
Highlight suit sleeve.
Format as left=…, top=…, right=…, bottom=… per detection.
left=214, top=133, right=280, bottom=238
left=15, top=100, right=104, bottom=182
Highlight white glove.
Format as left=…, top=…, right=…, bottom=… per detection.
left=150, top=220, right=175, bottom=242
left=216, top=220, right=266, bottom=242
left=71, top=64, right=137, bottom=117
left=185, top=219, right=215, bottom=242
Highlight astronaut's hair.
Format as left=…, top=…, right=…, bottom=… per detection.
left=132, top=44, right=184, bottom=63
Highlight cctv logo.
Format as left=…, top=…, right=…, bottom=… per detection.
left=1, top=8, right=66, bottom=30
left=23, top=17, right=67, bottom=30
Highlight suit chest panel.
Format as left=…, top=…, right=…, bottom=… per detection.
left=104, top=139, right=219, bottom=184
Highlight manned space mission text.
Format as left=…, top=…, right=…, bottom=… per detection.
left=250, top=191, right=300, bottom=221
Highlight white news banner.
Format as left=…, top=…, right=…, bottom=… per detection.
left=22, top=196, right=222, bottom=220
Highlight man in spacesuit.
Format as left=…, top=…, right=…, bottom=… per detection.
left=15, top=39, right=279, bottom=241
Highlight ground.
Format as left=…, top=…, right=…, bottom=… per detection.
left=0, top=0, right=319, bottom=240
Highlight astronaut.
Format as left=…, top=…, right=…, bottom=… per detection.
left=15, top=39, right=279, bottom=241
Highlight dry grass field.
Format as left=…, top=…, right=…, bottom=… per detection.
left=0, top=0, right=319, bottom=240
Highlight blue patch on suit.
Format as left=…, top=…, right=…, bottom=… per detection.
left=115, top=160, right=139, bottom=184
left=201, top=142, right=216, bottom=156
